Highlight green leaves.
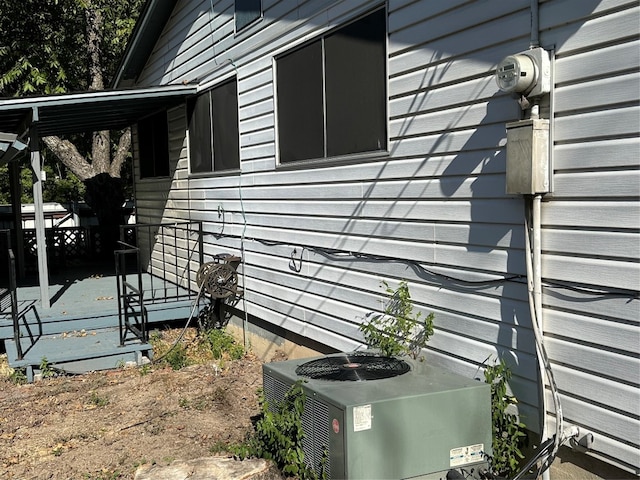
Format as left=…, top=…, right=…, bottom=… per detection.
left=360, top=280, right=434, bottom=359
left=232, top=381, right=321, bottom=479
left=0, top=0, right=144, bottom=97
left=484, top=357, right=528, bottom=477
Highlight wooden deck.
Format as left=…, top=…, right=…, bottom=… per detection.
left=1, top=264, right=199, bottom=380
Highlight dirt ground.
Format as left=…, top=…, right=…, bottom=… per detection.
left=0, top=329, right=268, bottom=480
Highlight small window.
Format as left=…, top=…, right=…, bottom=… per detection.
left=236, top=0, right=261, bottom=32
left=138, top=110, right=169, bottom=179
left=276, top=8, right=387, bottom=164
left=187, top=78, right=239, bottom=174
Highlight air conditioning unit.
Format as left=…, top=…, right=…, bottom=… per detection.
left=263, top=353, right=492, bottom=480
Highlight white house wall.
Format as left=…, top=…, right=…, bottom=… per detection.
left=130, top=0, right=640, bottom=473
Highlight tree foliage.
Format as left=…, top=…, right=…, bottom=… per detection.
left=0, top=0, right=144, bottom=247
left=0, top=0, right=143, bottom=96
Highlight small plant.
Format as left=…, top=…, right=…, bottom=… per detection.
left=163, top=343, right=190, bottom=370
left=231, top=381, right=319, bottom=479
left=89, top=391, right=110, bottom=407
left=9, top=368, right=27, bottom=385
left=204, top=328, right=245, bottom=360
left=360, top=280, right=434, bottom=359
left=39, top=357, right=56, bottom=378
left=484, top=357, right=527, bottom=477
left=138, top=364, right=152, bottom=376
left=82, top=469, right=121, bottom=480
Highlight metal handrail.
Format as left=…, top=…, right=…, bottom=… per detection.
left=115, top=242, right=148, bottom=345
left=119, top=221, right=203, bottom=302
left=8, top=249, right=23, bottom=360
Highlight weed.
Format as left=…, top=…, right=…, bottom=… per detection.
left=204, top=328, right=244, bottom=360
left=231, top=381, right=320, bottom=479
left=209, top=440, right=229, bottom=454
left=484, top=357, right=527, bottom=477
left=360, top=280, right=434, bottom=359
left=82, top=469, right=121, bottom=480
left=139, top=364, right=152, bottom=376
left=9, top=368, right=27, bottom=385
left=89, top=391, right=110, bottom=407
left=39, top=357, right=56, bottom=378
left=163, top=343, right=189, bottom=371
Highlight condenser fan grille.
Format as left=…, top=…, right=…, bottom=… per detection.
left=295, top=354, right=410, bottom=381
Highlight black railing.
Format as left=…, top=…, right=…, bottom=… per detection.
left=1, top=230, right=19, bottom=356
left=115, top=242, right=147, bottom=345
left=119, top=221, right=204, bottom=303
left=1, top=229, right=40, bottom=360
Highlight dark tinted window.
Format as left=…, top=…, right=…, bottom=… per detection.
left=188, top=78, right=239, bottom=174
left=138, top=110, right=169, bottom=179
left=276, top=41, right=324, bottom=163
left=236, top=0, right=261, bottom=32
left=276, top=8, right=387, bottom=164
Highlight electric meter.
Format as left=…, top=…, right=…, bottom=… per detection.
left=496, top=54, right=536, bottom=93
left=495, top=48, right=551, bottom=97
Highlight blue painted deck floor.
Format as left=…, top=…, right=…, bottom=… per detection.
left=1, top=265, right=198, bottom=378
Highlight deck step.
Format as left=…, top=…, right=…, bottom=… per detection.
left=5, top=327, right=152, bottom=382
left=0, top=299, right=197, bottom=341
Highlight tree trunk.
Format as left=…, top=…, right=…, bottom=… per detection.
left=84, top=173, right=125, bottom=258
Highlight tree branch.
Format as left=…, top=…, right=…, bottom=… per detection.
left=109, top=128, right=131, bottom=178
left=42, top=136, right=95, bottom=181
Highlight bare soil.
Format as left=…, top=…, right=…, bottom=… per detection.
left=0, top=329, right=268, bottom=480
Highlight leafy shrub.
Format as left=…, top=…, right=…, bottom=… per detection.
left=484, top=357, right=527, bottom=477
left=360, top=280, right=434, bottom=359
left=231, top=381, right=320, bottom=479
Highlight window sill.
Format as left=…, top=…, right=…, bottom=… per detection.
left=276, top=149, right=389, bottom=171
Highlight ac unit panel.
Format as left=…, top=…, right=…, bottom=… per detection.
left=263, top=355, right=492, bottom=480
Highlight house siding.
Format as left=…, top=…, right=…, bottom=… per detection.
left=130, top=0, right=639, bottom=473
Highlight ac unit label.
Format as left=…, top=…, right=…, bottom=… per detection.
left=450, top=443, right=484, bottom=467
left=353, top=404, right=372, bottom=432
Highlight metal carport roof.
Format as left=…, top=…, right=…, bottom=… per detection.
left=0, top=83, right=197, bottom=307
left=0, top=83, right=197, bottom=140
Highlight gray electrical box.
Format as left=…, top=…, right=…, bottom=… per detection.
left=263, top=354, right=492, bottom=480
left=505, top=118, right=550, bottom=195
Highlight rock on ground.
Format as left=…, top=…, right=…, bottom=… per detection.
left=134, top=456, right=284, bottom=480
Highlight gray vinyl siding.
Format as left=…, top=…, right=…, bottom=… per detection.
left=536, top=0, right=640, bottom=470
left=130, top=0, right=640, bottom=473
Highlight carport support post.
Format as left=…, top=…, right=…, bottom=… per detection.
left=30, top=107, right=50, bottom=309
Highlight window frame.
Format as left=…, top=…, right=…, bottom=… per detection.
left=187, top=77, right=240, bottom=176
left=274, top=6, right=389, bottom=168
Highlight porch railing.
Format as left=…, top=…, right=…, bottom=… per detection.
left=115, top=241, right=147, bottom=345
left=119, top=221, right=204, bottom=303
left=1, top=230, right=19, bottom=357
left=1, top=229, right=40, bottom=361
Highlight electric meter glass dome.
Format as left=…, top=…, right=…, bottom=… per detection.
left=496, top=54, right=536, bottom=93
